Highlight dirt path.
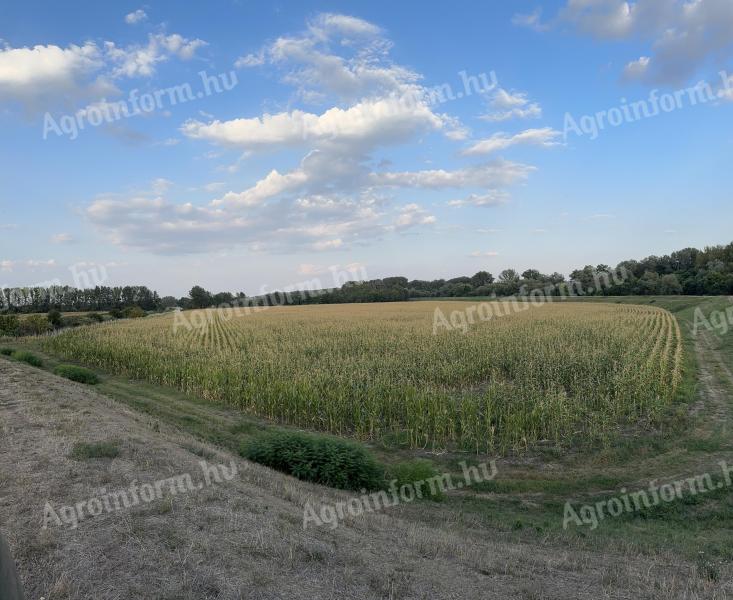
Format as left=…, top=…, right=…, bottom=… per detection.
left=0, top=358, right=727, bottom=599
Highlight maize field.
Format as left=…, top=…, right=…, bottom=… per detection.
left=42, top=301, right=683, bottom=452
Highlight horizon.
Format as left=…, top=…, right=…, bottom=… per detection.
left=2, top=1, right=733, bottom=297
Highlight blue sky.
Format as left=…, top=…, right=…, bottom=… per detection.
left=1, top=0, right=732, bottom=296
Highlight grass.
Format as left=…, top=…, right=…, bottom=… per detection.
left=53, top=364, right=100, bottom=384
left=8, top=295, right=733, bottom=562
left=243, top=430, right=385, bottom=491
left=0, top=347, right=14, bottom=355
left=11, top=350, right=43, bottom=367
left=386, top=459, right=445, bottom=500
left=70, top=441, right=120, bottom=459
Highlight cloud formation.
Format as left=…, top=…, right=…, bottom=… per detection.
left=520, top=0, right=733, bottom=84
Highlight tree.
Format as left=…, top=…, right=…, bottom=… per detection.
left=471, top=271, right=494, bottom=287
left=212, top=291, right=234, bottom=306
left=47, top=309, right=63, bottom=328
left=498, top=269, right=520, bottom=283
left=160, top=296, right=178, bottom=309
left=189, top=285, right=213, bottom=309
left=659, top=274, right=683, bottom=295
left=521, top=269, right=542, bottom=281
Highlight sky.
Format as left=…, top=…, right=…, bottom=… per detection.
left=1, top=0, right=732, bottom=297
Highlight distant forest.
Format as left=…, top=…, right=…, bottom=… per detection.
left=1, top=242, right=731, bottom=313
left=189, top=241, right=733, bottom=308
left=0, top=286, right=160, bottom=314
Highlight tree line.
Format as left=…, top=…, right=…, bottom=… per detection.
left=0, top=285, right=160, bottom=313
left=1, top=242, right=731, bottom=314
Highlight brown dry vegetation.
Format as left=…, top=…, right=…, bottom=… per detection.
left=1, top=357, right=730, bottom=599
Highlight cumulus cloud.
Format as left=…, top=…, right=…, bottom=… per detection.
left=124, top=9, right=148, bottom=25
left=462, top=128, right=561, bottom=155
left=480, top=88, right=542, bottom=122
left=86, top=14, right=544, bottom=255
left=182, top=96, right=443, bottom=153
left=545, top=0, right=733, bottom=84
left=237, top=12, right=411, bottom=103
left=0, top=32, right=207, bottom=112
left=0, top=43, right=109, bottom=110
left=105, top=33, right=207, bottom=78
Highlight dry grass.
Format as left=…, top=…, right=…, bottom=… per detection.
left=0, top=358, right=728, bottom=599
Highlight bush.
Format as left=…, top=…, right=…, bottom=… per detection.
left=87, top=312, right=104, bottom=322
left=47, top=310, right=63, bottom=328
left=386, top=459, right=445, bottom=500
left=109, top=309, right=124, bottom=319
left=54, top=364, right=100, bottom=384
left=123, top=306, right=146, bottom=318
left=11, top=350, right=43, bottom=367
left=0, top=347, right=14, bottom=355
left=243, top=431, right=384, bottom=491
left=0, top=315, right=19, bottom=337
left=17, top=315, right=52, bottom=336
left=70, top=441, right=119, bottom=459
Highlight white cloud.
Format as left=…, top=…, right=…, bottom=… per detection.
left=51, top=233, right=74, bottom=243
left=182, top=96, right=443, bottom=153
left=0, top=43, right=108, bottom=109
left=373, top=160, right=535, bottom=189
left=105, top=34, right=207, bottom=78
left=391, top=203, right=436, bottom=230
left=623, top=56, right=650, bottom=80
left=462, top=128, right=561, bottom=156
left=448, top=191, right=509, bottom=208
left=235, top=12, right=417, bottom=103
left=235, top=50, right=265, bottom=68
left=151, top=178, right=173, bottom=194
left=1, top=258, right=57, bottom=272
left=480, top=88, right=542, bottom=122
left=93, top=14, right=543, bottom=256
left=469, top=251, right=499, bottom=257
left=512, top=8, right=549, bottom=32
left=124, top=9, right=148, bottom=25
left=0, top=32, right=207, bottom=112
left=553, top=0, right=733, bottom=84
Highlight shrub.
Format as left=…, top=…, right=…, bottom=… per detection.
left=0, top=315, right=19, bottom=337
left=123, top=306, right=146, bottom=318
left=108, top=309, right=124, bottom=319
left=17, top=315, right=52, bottom=336
left=54, top=364, right=100, bottom=384
left=11, top=350, right=43, bottom=367
left=243, top=431, right=384, bottom=491
left=386, top=459, right=445, bottom=500
left=87, top=312, right=104, bottom=322
left=47, top=310, right=63, bottom=328
left=70, top=441, right=119, bottom=459
left=0, top=347, right=14, bottom=356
